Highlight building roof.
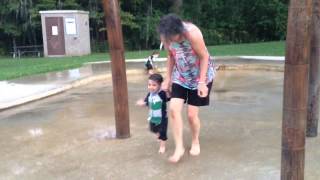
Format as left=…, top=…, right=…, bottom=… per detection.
left=39, top=10, right=89, bottom=14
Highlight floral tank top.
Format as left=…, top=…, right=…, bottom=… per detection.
left=168, top=23, right=215, bottom=90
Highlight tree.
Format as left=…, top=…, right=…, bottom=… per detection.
left=0, top=0, right=288, bottom=55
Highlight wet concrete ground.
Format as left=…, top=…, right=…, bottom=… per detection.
left=0, top=57, right=284, bottom=110
left=0, top=70, right=320, bottom=179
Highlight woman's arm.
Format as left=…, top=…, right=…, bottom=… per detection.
left=186, top=26, right=210, bottom=97
left=186, top=27, right=209, bottom=83
left=165, top=54, right=174, bottom=81
left=162, top=54, right=174, bottom=92
left=161, top=38, right=175, bottom=91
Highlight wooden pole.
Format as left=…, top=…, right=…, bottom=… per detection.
left=307, top=0, right=320, bottom=137
left=281, top=0, right=313, bottom=179
left=102, top=0, right=130, bottom=138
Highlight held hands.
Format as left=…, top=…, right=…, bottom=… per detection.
left=162, top=79, right=207, bottom=97
left=161, top=79, right=170, bottom=92
left=197, top=82, right=208, bottom=97
left=161, top=79, right=172, bottom=98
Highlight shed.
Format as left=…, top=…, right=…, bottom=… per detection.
left=39, top=10, right=91, bottom=57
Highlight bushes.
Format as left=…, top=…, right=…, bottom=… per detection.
left=0, top=0, right=288, bottom=54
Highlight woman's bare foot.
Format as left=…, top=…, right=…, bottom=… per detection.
left=159, top=141, right=166, bottom=154
left=189, top=143, right=200, bottom=156
left=168, top=148, right=185, bottom=163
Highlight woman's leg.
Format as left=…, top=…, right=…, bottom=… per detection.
left=187, top=104, right=201, bottom=156
left=168, top=98, right=185, bottom=162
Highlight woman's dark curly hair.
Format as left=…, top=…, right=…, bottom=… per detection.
left=157, top=14, right=184, bottom=39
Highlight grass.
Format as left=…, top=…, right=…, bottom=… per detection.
left=209, top=41, right=285, bottom=56
left=0, top=41, right=285, bottom=80
left=0, top=55, right=106, bottom=81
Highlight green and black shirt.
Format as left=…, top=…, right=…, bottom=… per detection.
left=144, top=90, right=168, bottom=125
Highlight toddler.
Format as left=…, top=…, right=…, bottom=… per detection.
left=136, top=73, right=169, bottom=153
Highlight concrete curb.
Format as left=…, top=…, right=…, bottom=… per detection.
left=217, top=64, right=284, bottom=71
left=84, top=56, right=285, bottom=64
left=0, top=74, right=111, bottom=111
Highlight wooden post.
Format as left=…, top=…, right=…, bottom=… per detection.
left=102, top=0, right=130, bottom=138
left=281, top=0, right=312, bottom=179
left=307, top=0, right=320, bottom=137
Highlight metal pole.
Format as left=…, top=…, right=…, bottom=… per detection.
left=281, top=0, right=313, bottom=179
left=307, top=0, right=320, bottom=137
left=102, top=0, right=130, bottom=138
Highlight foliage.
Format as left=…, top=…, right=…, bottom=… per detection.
left=0, top=0, right=288, bottom=55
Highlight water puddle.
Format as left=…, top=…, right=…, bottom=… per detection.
left=28, top=128, right=43, bottom=137
left=88, top=127, right=116, bottom=140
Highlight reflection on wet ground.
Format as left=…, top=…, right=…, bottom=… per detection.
left=0, top=70, right=320, bottom=179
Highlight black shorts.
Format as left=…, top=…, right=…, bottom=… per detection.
left=149, top=118, right=168, bottom=141
left=171, top=82, right=213, bottom=106
left=145, top=62, right=153, bottom=70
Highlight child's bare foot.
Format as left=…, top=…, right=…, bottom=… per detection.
left=189, top=143, right=200, bottom=156
left=159, top=140, right=166, bottom=154
left=168, top=148, right=185, bottom=163
left=158, top=146, right=166, bottom=154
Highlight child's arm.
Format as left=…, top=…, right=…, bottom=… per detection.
left=136, top=93, right=150, bottom=107
left=159, top=90, right=170, bottom=102
left=136, top=99, right=146, bottom=106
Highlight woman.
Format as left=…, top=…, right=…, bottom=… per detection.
left=158, top=14, right=215, bottom=163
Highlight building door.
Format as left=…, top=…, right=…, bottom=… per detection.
left=45, top=17, right=66, bottom=56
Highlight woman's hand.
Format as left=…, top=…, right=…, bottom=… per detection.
left=161, top=79, right=171, bottom=92
left=197, top=83, right=208, bottom=97
left=136, top=99, right=146, bottom=106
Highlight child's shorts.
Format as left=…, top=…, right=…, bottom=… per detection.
left=145, top=62, right=153, bottom=70
left=149, top=118, right=168, bottom=141
left=171, top=82, right=213, bottom=106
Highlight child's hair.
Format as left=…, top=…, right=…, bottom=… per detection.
left=149, top=73, right=163, bottom=85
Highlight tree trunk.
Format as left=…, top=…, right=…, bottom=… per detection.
left=171, top=0, right=183, bottom=15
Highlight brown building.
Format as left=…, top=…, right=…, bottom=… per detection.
left=40, top=10, right=91, bottom=57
